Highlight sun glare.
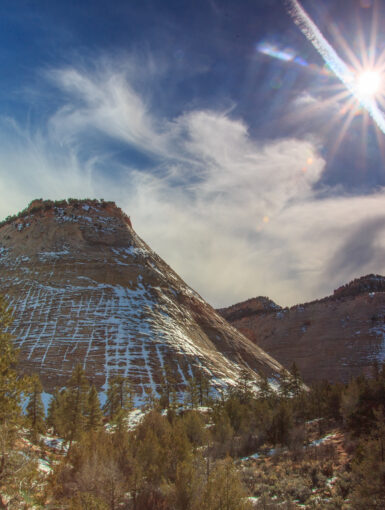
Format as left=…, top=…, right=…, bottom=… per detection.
left=356, top=70, right=382, bottom=98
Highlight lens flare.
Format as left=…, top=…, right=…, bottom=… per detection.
left=287, top=0, right=385, bottom=135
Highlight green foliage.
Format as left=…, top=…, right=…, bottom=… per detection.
left=26, top=373, right=45, bottom=437
left=351, top=406, right=385, bottom=508
left=200, top=457, right=252, bottom=510
left=85, top=385, right=103, bottom=432
left=47, top=365, right=94, bottom=443
left=185, top=377, right=200, bottom=409
left=268, top=401, right=293, bottom=446
left=0, top=296, right=26, bottom=425
left=235, top=368, right=255, bottom=404
left=256, top=372, right=274, bottom=401
left=0, top=296, right=41, bottom=506
left=47, top=388, right=66, bottom=435
left=193, top=369, right=212, bottom=406
left=103, top=375, right=134, bottom=421
left=159, top=363, right=178, bottom=410
left=13, top=352, right=385, bottom=508
left=63, top=364, right=90, bottom=444
left=0, top=198, right=121, bottom=229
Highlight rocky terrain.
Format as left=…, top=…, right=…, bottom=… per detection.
left=0, top=199, right=283, bottom=395
left=218, top=275, right=385, bottom=384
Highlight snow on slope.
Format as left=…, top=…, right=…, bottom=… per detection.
left=0, top=199, right=283, bottom=395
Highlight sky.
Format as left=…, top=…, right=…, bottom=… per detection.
left=1, top=0, right=385, bottom=308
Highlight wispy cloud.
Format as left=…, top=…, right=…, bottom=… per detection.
left=1, top=56, right=385, bottom=307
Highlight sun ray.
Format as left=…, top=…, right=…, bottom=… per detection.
left=282, top=89, right=351, bottom=129
left=287, top=0, right=385, bottom=134
left=328, top=22, right=362, bottom=71
left=368, top=1, right=379, bottom=68
left=328, top=98, right=360, bottom=160
left=355, top=13, right=369, bottom=69
left=373, top=121, right=385, bottom=171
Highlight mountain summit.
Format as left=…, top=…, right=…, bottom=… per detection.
left=0, top=199, right=282, bottom=395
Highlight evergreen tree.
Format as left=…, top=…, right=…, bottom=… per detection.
left=174, top=455, right=206, bottom=510
left=351, top=407, right=385, bottom=508
left=186, top=377, right=199, bottom=409
left=256, top=372, right=274, bottom=401
left=278, top=368, right=292, bottom=398
left=200, top=457, right=252, bottom=510
left=0, top=296, right=25, bottom=424
left=0, top=296, right=39, bottom=505
left=236, top=368, right=254, bottom=404
left=268, top=401, right=293, bottom=446
left=103, top=375, right=134, bottom=420
left=85, top=385, right=103, bottom=432
left=288, top=362, right=304, bottom=396
left=195, top=370, right=211, bottom=406
left=46, top=388, right=66, bottom=435
left=159, top=363, right=177, bottom=409
left=26, top=373, right=45, bottom=437
left=63, top=364, right=90, bottom=445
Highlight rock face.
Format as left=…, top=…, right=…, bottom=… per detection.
left=0, top=199, right=283, bottom=395
left=218, top=275, right=385, bottom=384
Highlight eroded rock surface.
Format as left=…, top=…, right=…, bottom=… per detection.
left=219, top=276, right=385, bottom=383
left=0, top=199, right=282, bottom=394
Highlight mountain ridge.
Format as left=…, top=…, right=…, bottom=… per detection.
left=218, top=274, right=385, bottom=383
left=0, top=198, right=283, bottom=396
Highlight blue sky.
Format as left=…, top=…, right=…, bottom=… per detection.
left=1, top=0, right=385, bottom=307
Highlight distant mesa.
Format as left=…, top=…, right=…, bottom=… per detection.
left=218, top=296, right=282, bottom=322
left=0, top=198, right=283, bottom=396
left=218, top=274, right=385, bottom=384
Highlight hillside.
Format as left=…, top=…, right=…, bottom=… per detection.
left=0, top=198, right=283, bottom=395
left=218, top=275, right=385, bottom=383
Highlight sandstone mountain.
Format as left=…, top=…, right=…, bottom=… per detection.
left=0, top=199, right=283, bottom=396
left=218, top=275, right=385, bottom=384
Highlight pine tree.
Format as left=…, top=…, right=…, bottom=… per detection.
left=256, top=372, right=274, bottom=401
left=103, top=375, right=134, bottom=421
left=237, top=368, right=254, bottom=403
left=186, top=377, right=199, bottom=409
left=159, top=363, right=177, bottom=409
left=26, top=373, right=45, bottom=438
left=288, top=362, right=303, bottom=396
left=0, top=296, right=25, bottom=424
left=351, top=407, right=385, bottom=508
left=63, top=364, right=90, bottom=446
left=200, top=457, right=252, bottom=510
left=46, top=388, right=66, bottom=435
left=195, top=370, right=211, bottom=406
left=0, top=296, right=40, bottom=506
left=278, top=368, right=292, bottom=398
left=85, top=385, right=103, bottom=432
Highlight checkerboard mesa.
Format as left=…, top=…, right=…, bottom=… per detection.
left=0, top=198, right=283, bottom=397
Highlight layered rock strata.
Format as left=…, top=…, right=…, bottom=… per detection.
left=0, top=199, right=283, bottom=395
left=219, top=276, right=385, bottom=383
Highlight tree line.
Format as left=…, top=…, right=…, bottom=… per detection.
left=1, top=293, right=385, bottom=508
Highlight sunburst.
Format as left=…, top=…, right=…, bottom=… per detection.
left=356, top=70, right=382, bottom=98
left=285, top=0, right=385, bottom=164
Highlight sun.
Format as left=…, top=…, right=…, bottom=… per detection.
left=356, top=70, right=382, bottom=98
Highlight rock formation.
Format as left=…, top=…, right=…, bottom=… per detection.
left=218, top=275, right=385, bottom=384
left=0, top=199, right=283, bottom=395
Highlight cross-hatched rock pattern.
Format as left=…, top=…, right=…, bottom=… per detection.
left=0, top=199, right=282, bottom=395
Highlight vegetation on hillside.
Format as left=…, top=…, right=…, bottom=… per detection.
left=0, top=198, right=130, bottom=229
left=1, top=295, right=385, bottom=509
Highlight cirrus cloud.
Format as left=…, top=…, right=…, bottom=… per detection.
left=1, top=56, right=384, bottom=307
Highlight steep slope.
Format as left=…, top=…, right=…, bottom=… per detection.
left=0, top=199, right=283, bottom=395
left=219, top=275, right=385, bottom=383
